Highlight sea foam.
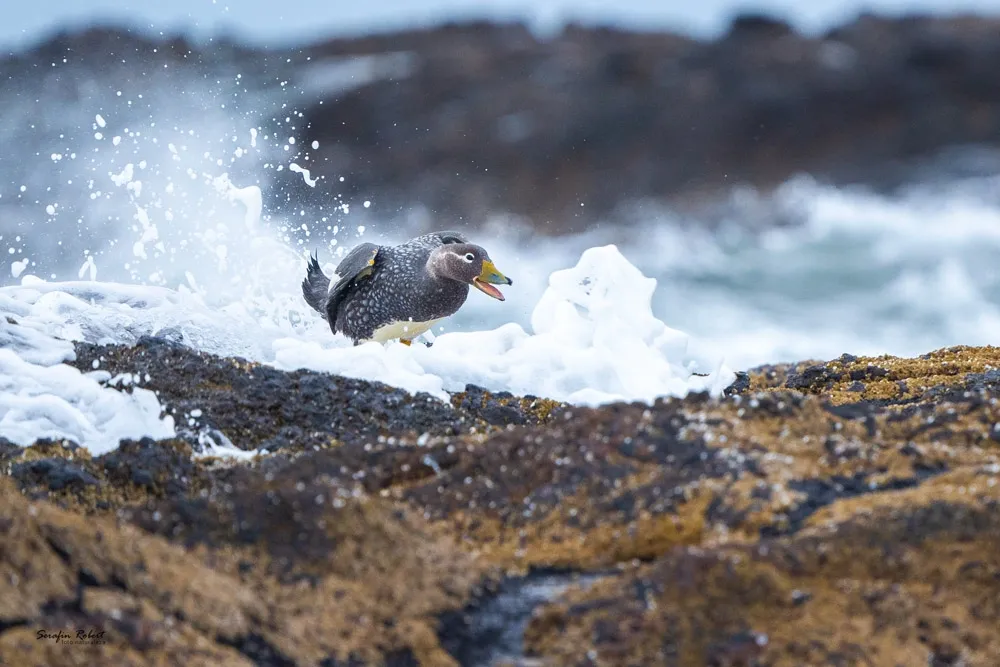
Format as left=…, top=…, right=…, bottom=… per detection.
left=0, top=238, right=735, bottom=453
left=275, top=244, right=735, bottom=405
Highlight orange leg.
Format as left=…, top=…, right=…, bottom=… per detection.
left=399, top=339, right=412, bottom=347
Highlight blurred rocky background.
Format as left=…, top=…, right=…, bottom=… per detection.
left=3, top=10, right=1000, bottom=243
left=290, top=13, right=1000, bottom=234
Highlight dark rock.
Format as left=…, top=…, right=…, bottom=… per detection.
left=0, top=438, right=21, bottom=463
left=218, top=633, right=295, bottom=667
left=726, top=13, right=795, bottom=41
left=134, top=334, right=187, bottom=351
left=68, top=341, right=563, bottom=453
left=743, top=391, right=805, bottom=417
left=823, top=400, right=876, bottom=420
left=478, top=403, right=525, bottom=426
left=965, top=368, right=1000, bottom=392
left=786, top=364, right=840, bottom=391
left=320, top=653, right=367, bottom=667
left=10, top=458, right=99, bottom=492
left=255, top=425, right=308, bottom=451
left=724, top=371, right=750, bottom=396
left=458, top=384, right=527, bottom=426
left=850, top=365, right=890, bottom=381
left=773, top=469, right=944, bottom=535
left=524, top=499, right=1000, bottom=664
left=99, top=438, right=197, bottom=496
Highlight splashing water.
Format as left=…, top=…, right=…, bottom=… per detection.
left=0, top=75, right=736, bottom=452
left=0, top=225, right=736, bottom=451
left=4, top=49, right=1000, bottom=453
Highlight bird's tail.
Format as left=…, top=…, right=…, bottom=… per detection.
left=301, top=252, right=331, bottom=319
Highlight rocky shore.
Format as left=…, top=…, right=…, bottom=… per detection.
left=295, top=14, right=1000, bottom=233
left=1, top=337, right=998, bottom=666
left=5, top=14, right=1000, bottom=239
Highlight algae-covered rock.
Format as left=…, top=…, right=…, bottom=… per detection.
left=525, top=484, right=1000, bottom=666
left=2, top=341, right=1000, bottom=665
left=0, top=470, right=481, bottom=667
left=70, top=337, right=562, bottom=454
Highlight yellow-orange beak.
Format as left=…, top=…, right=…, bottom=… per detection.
left=472, top=259, right=512, bottom=301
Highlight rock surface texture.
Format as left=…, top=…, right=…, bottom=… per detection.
left=1, top=338, right=999, bottom=665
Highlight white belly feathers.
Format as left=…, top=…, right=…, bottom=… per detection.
left=366, top=318, right=443, bottom=343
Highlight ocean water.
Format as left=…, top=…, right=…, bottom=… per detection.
left=2, top=47, right=1000, bottom=451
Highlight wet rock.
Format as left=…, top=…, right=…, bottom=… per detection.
left=439, top=571, right=605, bottom=667
left=770, top=470, right=939, bottom=536
left=0, top=476, right=268, bottom=666
left=4, top=343, right=1000, bottom=664
left=10, top=458, right=99, bottom=493
left=456, top=384, right=530, bottom=427
left=849, top=364, right=889, bottom=381
left=69, top=339, right=563, bottom=453
left=965, top=368, right=1000, bottom=392
left=400, top=401, right=749, bottom=568
left=3, top=437, right=212, bottom=514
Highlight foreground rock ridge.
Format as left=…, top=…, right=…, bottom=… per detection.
left=1, top=337, right=999, bottom=666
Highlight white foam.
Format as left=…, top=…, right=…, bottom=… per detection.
left=0, top=338, right=174, bottom=455
left=2, top=243, right=735, bottom=425
left=0, top=281, right=178, bottom=452
left=1, top=278, right=279, bottom=361
left=192, top=428, right=262, bottom=461
left=396, top=245, right=730, bottom=405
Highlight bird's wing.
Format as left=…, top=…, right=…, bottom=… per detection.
left=333, top=242, right=381, bottom=281
left=326, top=242, right=381, bottom=324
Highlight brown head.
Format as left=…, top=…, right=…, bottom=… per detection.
left=427, top=243, right=513, bottom=301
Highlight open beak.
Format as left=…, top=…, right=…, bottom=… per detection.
left=472, top=259, right=512, bottom=301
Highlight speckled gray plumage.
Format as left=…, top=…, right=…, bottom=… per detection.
left=302, top=231, right=472, bottom=344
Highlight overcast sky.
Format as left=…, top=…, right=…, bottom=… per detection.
left=5, top=0, right=1000, bottom=51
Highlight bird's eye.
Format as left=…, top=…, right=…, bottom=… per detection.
left=463, top=252, right=475, bottom=262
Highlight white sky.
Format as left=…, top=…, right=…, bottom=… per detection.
left=4, top=0, right=1000, bottom=51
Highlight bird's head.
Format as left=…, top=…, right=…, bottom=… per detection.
left=428, top=243, right=512, bottom=301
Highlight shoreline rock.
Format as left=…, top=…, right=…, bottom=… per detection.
left=4, top=15, right=1000, bottom=240
left=1, top=342, right=998, bottom=664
